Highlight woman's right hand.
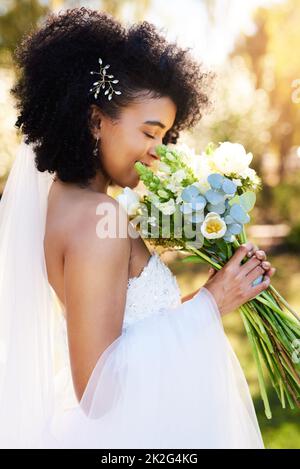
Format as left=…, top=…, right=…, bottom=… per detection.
left=203, top=242, right=275, bottom=317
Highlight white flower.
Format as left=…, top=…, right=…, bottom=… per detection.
left=158, top=161, right=172, bottom=174
left=173, top=169, right=186, bottom=182
left=201, top=212, right=227, bottom=239
left=169, top=143, right=213, bottom=186
left=239, top=167, right=257, bottom=182
left=184, top=152, right=217, bottom=194
left=175, top=194, right=183, bottom=204
left=166, top=169, right=187, bottom=194
left=170, top=143, right=197, bottom=167
left=192, top=178, right=211, bottom=195
left=147, top=193, right=160, bottom=207
left=157, top=199, right=176, bottom=215
left=157, top=189, right=169, bottom=199
left=116, top=187, right=140, bottom=216
left=232, top=178, right=242, bottom=186
left=211, top=142, right=253, bottom=177
left=147, top=216, right=157, bottom=226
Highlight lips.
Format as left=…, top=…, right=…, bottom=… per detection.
left=135, top=155, right=159, bottom=168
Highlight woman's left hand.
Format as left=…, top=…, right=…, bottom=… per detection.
left=208, top=245, right=276, bottom=280
left=246, top=246, right=276, bottom=280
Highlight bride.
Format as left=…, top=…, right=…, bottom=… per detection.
left=0, top=7, right=275, bottom=449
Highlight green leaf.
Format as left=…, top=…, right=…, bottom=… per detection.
left=205, top=142, right=217, bottom=155
left=228, top=194, right=240, bottom=206
left=215, top=239, right=229, bottom=259
left=239, top=191, right=256, bottom=212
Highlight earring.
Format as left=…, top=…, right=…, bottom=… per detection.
left=93, top=136, right=99, bottom=157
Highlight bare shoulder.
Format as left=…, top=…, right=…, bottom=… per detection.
left=63, top=192, right=131, bottom=403
left=65, top=192, right=131, bottom=254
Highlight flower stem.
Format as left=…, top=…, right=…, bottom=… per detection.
left=186, top=246, right=221, bottom=270
left=269, top=285, right=300, bottom=322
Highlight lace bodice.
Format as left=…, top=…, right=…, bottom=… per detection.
left=58, top=251, right=181, bottom=339
left=123, top=251, right=182, bottom=330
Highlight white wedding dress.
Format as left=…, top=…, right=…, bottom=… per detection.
left=0, top=140, right=264, bottom=449
left=38, top=251, right=265, bottom=449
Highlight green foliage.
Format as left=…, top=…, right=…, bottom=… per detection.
left=286, top=222, right=300, bottom=251
left=272, top=175, right=300, bottom=225
left=181, top=255, right=207, bottom=264
left=173, top=251, right=300, bottom=448
left=0, top=0, right=49, bottom=66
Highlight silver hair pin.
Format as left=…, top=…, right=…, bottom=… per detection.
left=89, top=57, right=122, bottom=101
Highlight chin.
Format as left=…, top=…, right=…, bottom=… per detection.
left=125, top=181, right=139, bottom=190
left=130, top=178, right=141, bottom=189
left=120, top=173, right=140, bottom=189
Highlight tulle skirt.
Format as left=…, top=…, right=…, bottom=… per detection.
left=38, top=287, right=264, bottom=449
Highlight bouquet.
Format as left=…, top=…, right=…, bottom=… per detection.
left=117, top=141, right=300, bottom=418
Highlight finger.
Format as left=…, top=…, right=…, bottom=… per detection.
left=246, top=265, right=265, bottom=283
left=246, top=244, right=259, bottom=258
left=265, top=267, right=276, bottom=277
left=261, top=261, right=271, bottom=270
left=240, top=256, right=262, bottom=275
left=230, top=243, right=255, bottom=265
left=248, top=275, right=270, bottom=299
left=208, top=267, right=217, bottom=279
left=254, top=250, right=266, bottom=261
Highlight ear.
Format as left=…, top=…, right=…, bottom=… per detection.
left=88, top=104, right=103, bottom=138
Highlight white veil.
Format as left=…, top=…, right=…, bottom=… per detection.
left=0, top=137, right=69, bottom=448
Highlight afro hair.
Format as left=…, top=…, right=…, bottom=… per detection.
left=11, top=7, right=215, bottom=186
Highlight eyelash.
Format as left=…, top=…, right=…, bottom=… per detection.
left=143, top=132, right=155, bottom=140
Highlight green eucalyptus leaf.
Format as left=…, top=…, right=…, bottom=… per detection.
left=239, top=191, right=256, bottom=212
left=228, top=194, right=240, bottom=206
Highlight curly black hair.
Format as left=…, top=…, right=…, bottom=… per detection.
left=10, top=7, right=215, bottom=187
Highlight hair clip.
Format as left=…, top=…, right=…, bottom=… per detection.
left=89, top=57, right=122, bottom=101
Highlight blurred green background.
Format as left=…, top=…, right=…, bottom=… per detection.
left=0, top=0, right=299, bottom=449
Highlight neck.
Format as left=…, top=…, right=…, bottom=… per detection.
left=86, top=170, right=111, bottom=193
left=54, top=170, right=111, bottom=194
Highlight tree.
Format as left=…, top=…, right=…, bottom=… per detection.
left=231, top=0, right=300, bottom=182
left=0, top=0, right=49, bottom=67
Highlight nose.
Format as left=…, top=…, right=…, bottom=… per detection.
left=150, top=150, right=159, bottom=160
left=147, top=150, right=160, bottom=165
left=149, top=142, right=161, bottom=160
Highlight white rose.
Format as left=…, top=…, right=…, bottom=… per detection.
left=211, top=142, right=253, bottom=177
left=239, top=167, right=257, bottom=182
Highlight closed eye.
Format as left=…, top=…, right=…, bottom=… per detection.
left=143, top=132, right=155, bottom=139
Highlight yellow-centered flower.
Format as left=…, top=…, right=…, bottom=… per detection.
left=201, top=212, right=226, bottom=239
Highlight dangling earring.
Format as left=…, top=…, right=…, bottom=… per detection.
left=93, top=136, right=99, bottom=157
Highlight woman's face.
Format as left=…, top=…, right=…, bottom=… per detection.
left=91, top=95, right=177, bottom=188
